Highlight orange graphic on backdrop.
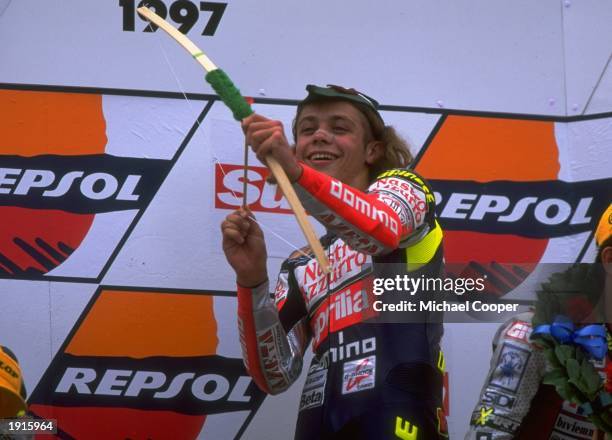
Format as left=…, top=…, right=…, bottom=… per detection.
left=418, top=116, right=559, bottom=182
left=0, top=89, right=107, bottom=155
left=416, top=115, right=560, bottom=291
left=66, top=290, right=219, bottom=357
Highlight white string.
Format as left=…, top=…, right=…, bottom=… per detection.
left=151, top=32, right=313, bottom=260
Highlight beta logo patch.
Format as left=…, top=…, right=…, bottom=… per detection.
left=299, top=366, right=326, bottom=411
left=341, top=355, right=375, bottom=394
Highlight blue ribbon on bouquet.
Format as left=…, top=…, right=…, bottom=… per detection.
left=533, top=315, right=607, bottom=360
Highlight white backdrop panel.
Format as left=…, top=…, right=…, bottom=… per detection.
left=562, top=0, right=612, bottom=115
left=0, top=281, right=98, bottom=397
left=0, top=0, right=570, bottom=115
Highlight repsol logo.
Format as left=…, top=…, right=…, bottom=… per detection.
left=0, top=154, right=170, bottom=213
left=56, top=367, right=252, bottom=401
left=431, top=178, right=611, bottom=238
left=30, top=354, right=265, bottom=415
left=0, top=168, right=141, bottom=200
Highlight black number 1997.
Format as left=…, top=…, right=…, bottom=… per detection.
left=119, top=0, right=227, bottom=36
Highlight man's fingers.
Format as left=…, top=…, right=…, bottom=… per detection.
left=245, top=120, right=286, bottom=154
left=225, top=212, right=250, bottom=229
left=221, top=215, right=250, bottom=239
left=241, top=113, right=263, bottom=128
left=223, top=227, right=245, bottom=245
left=247, top=120, right=283, bottom=134
left=239, top=207, right=254, bottom=218
left=253, top=133, right=289, bottom=164
left=221, top=220, right=249, bottom=244
left=237, top=208, right=265, bottom=238
left=249, top=125, right=284, bottom=147
left=241, top=113, right=272, bottom=134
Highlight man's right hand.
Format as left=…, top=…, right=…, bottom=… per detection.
left=221, top=208, right=268, bottom=287
left=242, top=113, right=303, bottom=182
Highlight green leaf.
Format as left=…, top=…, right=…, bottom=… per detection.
left=532, top=337, right=553, bottom=350
left=559, top=382, right=584, bottom=404
left=566, top=358, right=581, bottom=381
left=555, top=381, right=573, bottom=401
left=580, top=360, right=602, bottom=396
left=568, top=377, right=588, bottom=394
left=542, top=369, right=567, bottom=387
left=555, top=344, right=575, bottom=366
left=543, top=348, right=562, bottom=369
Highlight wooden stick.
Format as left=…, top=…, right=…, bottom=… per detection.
left=266, top=158, right=330, bottom=272
left=242, top=136, right=249, bottom=208
left=137, top=6, right=330, bottom=273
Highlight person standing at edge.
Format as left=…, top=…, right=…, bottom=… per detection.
left=221, top=85, right=447, bottom=439
left=0, top=345, right=27, bottom=418
left=465, top=203, right=612, bottom=440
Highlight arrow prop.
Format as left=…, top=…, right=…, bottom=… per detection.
left=137, top=6, right=330, bottom=273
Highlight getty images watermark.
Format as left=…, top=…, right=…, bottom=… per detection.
left=370, top=272, right=524, bottom=323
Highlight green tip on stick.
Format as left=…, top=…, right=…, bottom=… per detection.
left=206, top=69, right=254, bottom=121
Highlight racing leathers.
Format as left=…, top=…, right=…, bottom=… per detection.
left=237, top=163, right=447, bottom=439
left=465, top=311, right=599, bottom=440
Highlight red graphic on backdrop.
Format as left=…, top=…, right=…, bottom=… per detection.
left=0, top=90, right=106, bottom=276
left=215, top=163, right=290, bottom=213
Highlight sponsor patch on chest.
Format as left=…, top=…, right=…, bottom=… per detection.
left=341, top=355, right=376, bottom=395
left=299, top=367, right=327, bottom=411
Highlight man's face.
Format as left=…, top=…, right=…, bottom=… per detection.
left=294, top=101, right=378, bottom=189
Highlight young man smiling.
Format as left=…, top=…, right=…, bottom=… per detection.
left=221, top=85, right=447, bottom=439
